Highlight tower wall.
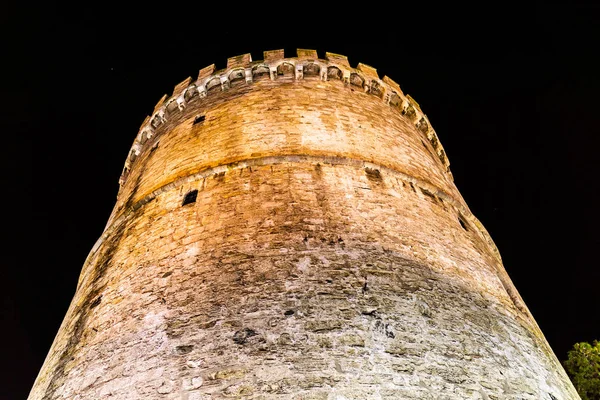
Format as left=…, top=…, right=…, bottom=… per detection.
left=29, top=50, right=579, bottom=399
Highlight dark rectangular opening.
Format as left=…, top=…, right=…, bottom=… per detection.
left=182, top=189, right=198, bottom=206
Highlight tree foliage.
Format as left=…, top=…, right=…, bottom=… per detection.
left=563, top=340, right=600, bottom=400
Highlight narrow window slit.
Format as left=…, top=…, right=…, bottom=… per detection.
left=182, top=190, right=198, bottom=206
left=458, top=215, right=469, bottom=231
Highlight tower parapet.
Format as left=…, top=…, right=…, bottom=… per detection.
left=119, top=49, right=451, bottom=190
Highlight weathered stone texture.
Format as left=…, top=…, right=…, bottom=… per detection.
left=29, top=51, right=579, bottom=399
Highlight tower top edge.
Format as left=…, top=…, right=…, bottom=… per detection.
left=119, top=49, right=452, bottom=188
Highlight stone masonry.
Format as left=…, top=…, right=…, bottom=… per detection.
left=28, top=49, right=580, bottom=399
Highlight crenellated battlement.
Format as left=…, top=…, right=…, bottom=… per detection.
left=118, top=49, right=451, bottom=188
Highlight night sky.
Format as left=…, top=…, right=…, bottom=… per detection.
left=3, top=3, right=599, bottom=399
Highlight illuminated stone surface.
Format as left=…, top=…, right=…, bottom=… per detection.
left=28, top=50, right=580, bottom=399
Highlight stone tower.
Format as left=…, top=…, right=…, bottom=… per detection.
left=28, top=49, right=579, bottom=400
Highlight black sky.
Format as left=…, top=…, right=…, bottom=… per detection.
left=2, top=3, right=599, bottom=399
